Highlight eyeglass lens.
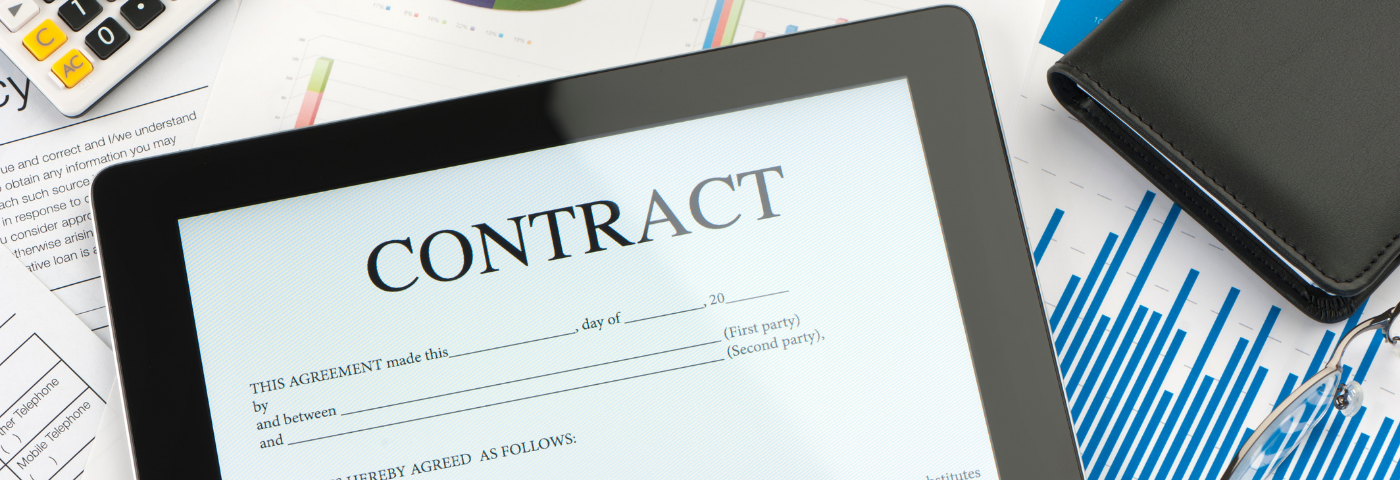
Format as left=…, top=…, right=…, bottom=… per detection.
left=1228, top=371, right=1341, bottom=480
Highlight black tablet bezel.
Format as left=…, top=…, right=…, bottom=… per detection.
left=93, top=7, right=1081, bottom=479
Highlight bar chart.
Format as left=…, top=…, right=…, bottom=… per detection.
left=1032, top=188, right=1400, bottom=480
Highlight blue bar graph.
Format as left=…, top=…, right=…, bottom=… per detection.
left=1206, top=366, right=1268, bottom=480
left=1190, top=309, right=1279, bottom=478
left=1079, top=193, right=1154, bottom=353
left=1081, top=274, right=1186, bottom=464
left=1076, top=308, right=1154, bottom=444
left=1163, top=339, right=1243, bottom=480
left=1142, top=289, right=1234, bottom=478
left=1055, top=232, right=1118, bottom=355
left=1102, top=330, right=1184, bottom=478
left=1071, top=307, right=1145, bottom=422
left=784, top=25, right=797, bottom=34
left=1034, top=189, right=1397, bottom=480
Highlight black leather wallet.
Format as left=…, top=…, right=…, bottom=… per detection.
left=1045, top=0, right=1400, bottom=322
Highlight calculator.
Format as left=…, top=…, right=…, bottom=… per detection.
left=0, top=0, right=217, bottom=117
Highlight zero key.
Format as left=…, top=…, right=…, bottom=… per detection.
left=119, top=0, right=162, bottom=30
left=85, top=17, right=128, bottom=59
left=0, top=0, right=38, bottom=33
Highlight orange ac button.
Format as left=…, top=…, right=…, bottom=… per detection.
left=22, top=19, right=65, bottom=61
left=51, top=49, right=93, bottom=88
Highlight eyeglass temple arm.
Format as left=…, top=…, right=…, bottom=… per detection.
left=1323, top=301, right=1400, bottom=372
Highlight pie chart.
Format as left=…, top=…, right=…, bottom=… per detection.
left=449, top=0, right=582, bottom=10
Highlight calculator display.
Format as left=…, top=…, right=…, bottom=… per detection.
left=176, top=79, right=1000, bottom=480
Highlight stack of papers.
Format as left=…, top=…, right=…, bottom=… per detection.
left=36, top=0, right=1394, bottom=479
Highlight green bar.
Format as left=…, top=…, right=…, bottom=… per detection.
left=720, top=0, right=745, bottom=46
left=307, top=58, right=334, bottom=93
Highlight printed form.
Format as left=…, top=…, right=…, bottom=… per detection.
left=0, top=250, right=115, bottom=480
left=0, top=0, right=238, bottom=344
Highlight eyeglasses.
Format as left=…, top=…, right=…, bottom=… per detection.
left=1223, top=301, right=1400, bottom=480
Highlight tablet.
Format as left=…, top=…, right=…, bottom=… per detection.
left=92, top=7, right=1081, bottom=479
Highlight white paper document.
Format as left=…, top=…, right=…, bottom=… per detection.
left=0, top=0, right=238, bottom=342
left=0, top=249, right=116, bottom=480
left=196, top=0, right=1046, bottom=147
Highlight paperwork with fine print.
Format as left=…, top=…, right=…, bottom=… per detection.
left=4, top=1, right=1045, bottom=479
left=0, top=249, right=116, bottom=480
left=0, top=0, right=239, bottom=344
left=194, top=0, right=1047, bottom=147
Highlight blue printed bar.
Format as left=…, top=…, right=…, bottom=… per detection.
left=1069, top=306, right=1136, bottom=408
left=1144, top=288, right=1236, bottom=477
left=1355, top=418, right=1392, bottom=479
left=1206, top=366, right=1268, bottom=480
left=1317, top=406, right=1366, bottom=480
left=1064, top=203, right=1176, bottom=376
left=1377, top=421, right=1400, bottom=479
left=1056, top=232, right=1118, bottom=355
left=1085, top=309, right=1172, bottom=472
left=1048, top=275, right=1081, bottom=331
left=1079, top=192, right=1154, bottom=343
left=1034, top=209, right=1064, bottom=265
left=1034, top=193, right=1400, bottom=480
left=1274, top=373, right=1299, bottom=409
left=1150, top=375, right=1215, bottom=479
left=1342, top=434, right=1371, bottom=480
left=1067, top=314, right=1113, bottom=398
left=1190, top=309, right=1279, bottom=479
left=1124, top=389, right=1176, bottom=479
left=702, top=0, right=725, bottom=48
left=1072, top=307, right=1147, bottom=433
left=1356, top=331, right=1385, bottom=383
left=1107, top=331, right=1185, bottom=480
left=1327, top=408, right=1368, bottom=480
left=1166, top=341, right=1246, bottom=480
left=1307, top=331, right=1337, bottom=377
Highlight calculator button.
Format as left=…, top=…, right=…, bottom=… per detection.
left=50, top=49, right=92, bottom=87
left=58, top=0, right=102, bottom=31
left=22, top=18, right=65, bottom=60
left=0, top=0, right=38, bottom=32
left=118, top=0, right=160, bottom=30
left=83, top=17, right=127, bottom=59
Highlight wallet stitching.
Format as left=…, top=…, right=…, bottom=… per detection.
left=1071, top=96, right=1317, bottom=301
left=1058, top=61, right=1395, bottom=284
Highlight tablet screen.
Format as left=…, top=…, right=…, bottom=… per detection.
left=177, top=78, right=1000, bottom=480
